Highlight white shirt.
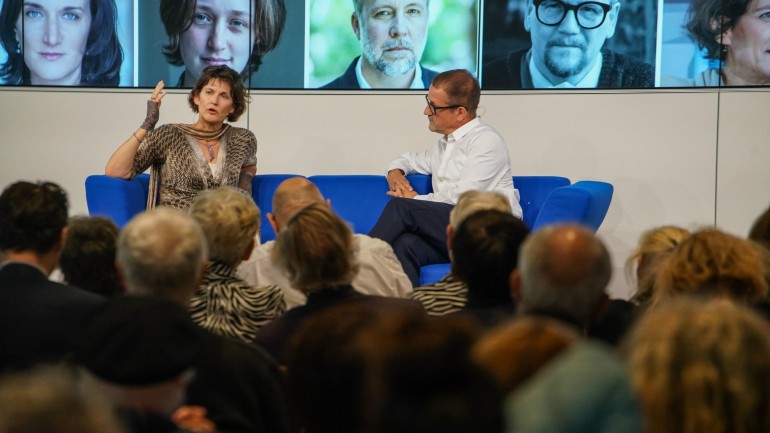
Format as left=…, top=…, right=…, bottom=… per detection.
left=355, top=57, right=425, bottom=89
left=236, top=234, right=413, bottom=308
left=386, top=117, right=523, bottom=218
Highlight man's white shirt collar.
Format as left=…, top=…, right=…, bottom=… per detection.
left=355, top=57, right=424, bottom=89
left=529, top=52, right=603, bottom=88
left=444, top=117, right=482, bottom=143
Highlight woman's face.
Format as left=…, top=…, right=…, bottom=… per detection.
left=722, top=0, right=770, bottom=85
left=193, top=78, right=235, bottom=126
left=15, top=0, right=92, bottom=85
left=179, top=0, right=257, bottom=86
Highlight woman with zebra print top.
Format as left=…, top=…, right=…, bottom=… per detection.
left=189, top=186, right=285, bottom=344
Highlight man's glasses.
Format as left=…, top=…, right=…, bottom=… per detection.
left=425, top=95, right=465, bottom=116
left=533, top=0, right=612, bottom=29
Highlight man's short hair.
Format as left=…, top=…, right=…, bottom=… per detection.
left=431, top=69, right=481, bottom=115
left=518, top=224, right=611, bottom=324
left=59, top=216, right=122, bottom=297
left=190, top=187, right=260, bottom=267
left=449, top=190, right=512, bottom=228
left=0, top=181, right=68, bottom=254
left=117, top=208, right=207, bottom=299
left=272, top=204, right=358, bottom=294
left=452, top=210, right=530, bottom=304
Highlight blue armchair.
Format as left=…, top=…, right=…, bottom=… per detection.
left=85, top=173, right=613, bottom=286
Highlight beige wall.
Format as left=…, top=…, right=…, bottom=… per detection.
left=1, top=87, right=768, bottom=298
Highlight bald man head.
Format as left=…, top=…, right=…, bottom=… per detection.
left=268, top=177, right=330, bottom=233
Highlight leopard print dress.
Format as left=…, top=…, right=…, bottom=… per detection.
left=130, top=124, right=257, bottom=212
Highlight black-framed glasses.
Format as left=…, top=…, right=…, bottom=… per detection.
left=425, top=95, right=465, bottom=115
left=534, top=0, right=612, bottom=29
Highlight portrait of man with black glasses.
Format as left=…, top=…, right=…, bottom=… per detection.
left=482, top=0, right=654, bottom=88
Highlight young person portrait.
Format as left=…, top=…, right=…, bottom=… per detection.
left=0, top=0, right=125, bottom=86
left=136, top=0, right=297, bottom=88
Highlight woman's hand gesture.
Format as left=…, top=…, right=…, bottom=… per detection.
left=141, top=81, right=167, bottom=132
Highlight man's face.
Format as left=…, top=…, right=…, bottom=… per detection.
left=525, top=0, right=619, bottom=84
left=424, top=84, right=461, bottom=136
left=353, top=0, right=429, bottom=77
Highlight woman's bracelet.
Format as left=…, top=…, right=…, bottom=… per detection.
left=132, top=132, right=143, bottom=144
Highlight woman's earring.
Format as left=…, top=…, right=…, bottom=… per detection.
left=15, top=45, right=21, bottom=54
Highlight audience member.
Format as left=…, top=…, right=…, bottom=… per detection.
left=409, top=190, right=513, bottom=315
left=287, top=301, right=501, bottom=433
left=505, top=340, right=643, bottom=433
left=238, top=177, right=411, bottom=308
left=59, top=216, right=123, bottom=297
left=452, top=209, right=530, bottom=328
left=0, top=365, right=124, bottom=433
left=512, top=223, right=633, bottom=344
left=78, top=296, right=203, bottom=433
left=0, top=181, right=105, bottom=372
left=117, top=207, right=291, bottom=433
left=623, top=298, right=770, bottom=433
left=254, top=204, right=422, bottom=364
left=652, top=228, right=769, bottom=306
left=472, top=316, right=578, bottom=393
left=189, top=187, right=285, bottom=344
left=625, top=225, right=690, bottom=306
left=370, top=69, right=522, bottom=286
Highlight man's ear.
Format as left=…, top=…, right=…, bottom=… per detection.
left=53, top=227, right=68, bottom=255
left=524, top=3, right=535, bottom=32
left=604, top=2, right=621, bottom=39
left=325, top=198, right=332, bottom=209
left=267, top=212, right=279, bottom=233
left=352, top=14, right=361, bottom=40
left=509, top=269, right=522, bottom=303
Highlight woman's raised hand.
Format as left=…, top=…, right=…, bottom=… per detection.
left=141, top=81, right=167, bottom=132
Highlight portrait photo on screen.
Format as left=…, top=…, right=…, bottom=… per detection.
left=136, top=0, right=304, bottom=89
left=0, top=0, right=133, bottom=87
left=659, top=0, right=770, bottom=86
left=307, top=0, right=480, bottom=89
left=480, top=0, right=657, bottom=88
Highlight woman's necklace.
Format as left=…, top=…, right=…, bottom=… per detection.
left=199, top=138, right=219, bottom=162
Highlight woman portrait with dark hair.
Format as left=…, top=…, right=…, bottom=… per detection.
left=105, top=65, right=257, bottom=212
left=0, top=0, right=122, bottom=86
left=669, top=0, right=770, bottom=85
left=159, top=0, right=286, bottom=87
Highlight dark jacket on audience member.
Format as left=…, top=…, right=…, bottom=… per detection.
left=0, top=262, right=105, bottom=372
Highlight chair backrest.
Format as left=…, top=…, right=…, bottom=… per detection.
left=512, top=176, right=571, bottom=228
left=308, top=175, right=392, bottom=235
left=85, top=174, right=150, bottom=228
left=533, top=180, right=614, bottom=232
